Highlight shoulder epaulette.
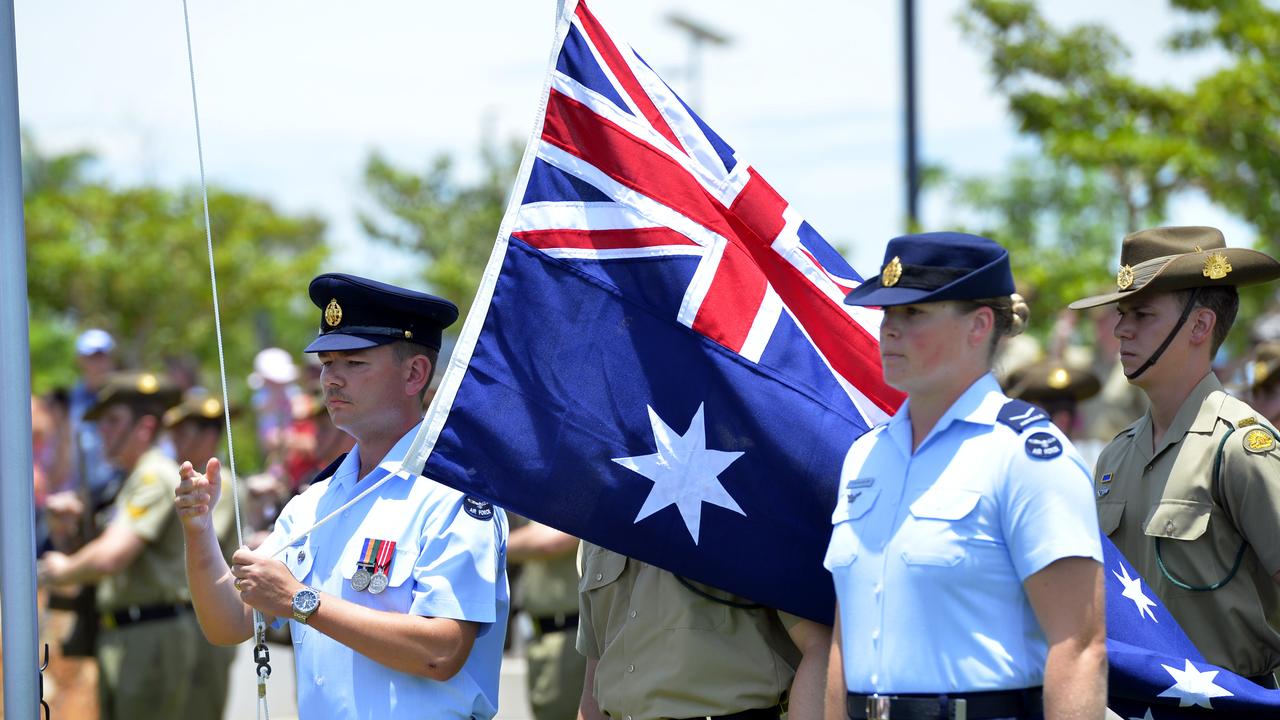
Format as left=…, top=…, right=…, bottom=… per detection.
left=996, top=399, right=1051, bottom=433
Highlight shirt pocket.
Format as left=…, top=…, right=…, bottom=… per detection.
left=824, top=487, right=880, bottom=568
left=280, top=537, right=314, bottom=583
left=1143, top=499, right=1211, bottom=542
left=337, top=512, right=424, bottom=600
left=902, top=489, right=983, bottom=567
left=1097, top=500, right=1125, bottom=536
left=579, top=544, right=626, bottom=593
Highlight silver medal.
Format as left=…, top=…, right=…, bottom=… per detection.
left=368, top=570, right=389, bottom=595
left=350, top=566, right=372, bottom=592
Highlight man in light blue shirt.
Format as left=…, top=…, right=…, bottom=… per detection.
left=176, top=273, right=509, bottom=719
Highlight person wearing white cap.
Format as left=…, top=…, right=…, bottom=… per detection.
left=250, top=347, right=302, bottom=470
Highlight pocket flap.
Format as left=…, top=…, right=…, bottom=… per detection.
left=832, top=486, right=881, bottom=524
left=1097, top=501, right=1125, bottom=536
left=909, top=489, right=982, bottom=521
left=1144, top=499, right=1211, bottom=541
left=579, top=546, right=626, bottom=592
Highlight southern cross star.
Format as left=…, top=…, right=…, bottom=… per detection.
left=612, top=403, right=745, bottom=544
left=1127, top=709, right=1154, bottom=720
left=1113, top=562, right=1158, bottom=622
left=1158, top=658, right=1233, bottom=709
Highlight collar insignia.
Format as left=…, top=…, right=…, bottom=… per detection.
left=1202, top=253, right=1232, bottom=280
left=324, top=298, right=343, bottom=327
left=881, top=256, right=903, bottom=287
left=1117, top=264, right=1135, bottom=290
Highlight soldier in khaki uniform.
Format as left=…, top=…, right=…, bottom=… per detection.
left=576, top=544, right=831, bottom=720
left=37, top=372, right=206, bottom=719
left=164, top=389, right=242, bottom=720
left=1069, top=226, right=1280, bottom=686
left=508, top=518, right=585, bottom=720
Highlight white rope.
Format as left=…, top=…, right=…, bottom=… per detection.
left=178, top=2, right=269, bottom=718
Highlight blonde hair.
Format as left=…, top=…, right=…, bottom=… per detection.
left=954, top=293, right=1030, bottom=361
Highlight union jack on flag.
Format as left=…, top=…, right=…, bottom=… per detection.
left=406, top=0, right=901, bottom=622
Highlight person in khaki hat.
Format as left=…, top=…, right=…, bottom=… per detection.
left=1247, top=341, right=1280, bottom=426
left=1004, top=360, right=1102, bottom=437
left=163, top=389, right=241, bottom=720
left=35, top=371, right=203, bottom=719
left=1069, top=225, right=1280, bottom=686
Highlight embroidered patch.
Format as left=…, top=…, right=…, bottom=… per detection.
left=1244, top=428, right=1276, bottom=454
left=1024, top=431, right=1063, bottom=460
left=463, top=495, right=494, bottom=521
left=126, top=503, right=147, bottom=519
left=997, top=399, right=1050, bottom=432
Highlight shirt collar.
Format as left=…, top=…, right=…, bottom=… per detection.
left=330, top=422, right=422, bottom=492
left=1134, top=372, right=1223, bottom=458
left=886, top=373, right=1006, bottom=454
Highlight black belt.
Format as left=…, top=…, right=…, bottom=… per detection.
left=673, top=706, right=781, bottom=720
left=533, top=612, right=579, bottom=635
left=847, top=688, right=1043, bottom=720
left=100, top=603, right=191, bottom=631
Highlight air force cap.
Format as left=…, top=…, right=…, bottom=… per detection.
left=304, top=273, right=459, bottom=353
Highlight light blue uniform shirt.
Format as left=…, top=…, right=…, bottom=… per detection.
left=824, top=374, right=1101, bottom=694
left=261, top=424, right=510, bottom=719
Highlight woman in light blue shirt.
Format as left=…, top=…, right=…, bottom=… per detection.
left=825, top=232, right=1106, bottom=720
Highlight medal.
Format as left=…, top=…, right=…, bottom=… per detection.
left=350, top=566, right=372, bottom=592
left=351, top=538, right=380, bottom=592
left=368, top=539, right=396, bottom=595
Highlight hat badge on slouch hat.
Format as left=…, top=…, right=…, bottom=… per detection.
left=1203, top=253, right=1232, bottom=280
left=1117, top=265, right=1134, bottom=290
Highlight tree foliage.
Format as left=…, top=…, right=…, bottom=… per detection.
left=359, top=137, right=522, bottom=323
left=22, top=136, right=330, bottom=395
left=961, top=0, right=1280, bottom=243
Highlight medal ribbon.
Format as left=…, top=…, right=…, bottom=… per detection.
left=359, top=538, right=378, bottom=568
left=374, top=539, right=397, bottom=574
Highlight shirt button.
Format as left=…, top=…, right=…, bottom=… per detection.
left=342, top=510, right=350, bottom=518
left=627, top=664, right=635, bottom=673
left=595, top=573, right=603, bottom=581
left=870, top=673, right=878, bottom=686
left=1165, top=521, right=1175, bottom=534
left=871, top=629, right=880, bottom=641
left=315, top=676, right=325, bottom=686
left=629, top=610, right=637, bottom=618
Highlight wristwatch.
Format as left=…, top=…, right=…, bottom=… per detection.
left=291, top=587, right=321, bottom=624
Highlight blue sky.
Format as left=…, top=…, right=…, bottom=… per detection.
left=13, top=0, right=1247, bottom=284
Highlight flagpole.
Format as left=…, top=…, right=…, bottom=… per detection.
left=0, top=0, right=41, bottom=717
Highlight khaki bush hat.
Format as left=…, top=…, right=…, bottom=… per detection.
left=1069, top=226, right=1280, bottom=309
left=163, top=389, right=237, bottom=428
left=83, top=371, right=181, bottom=420
left=1005, top=361, right=1102, bottom=404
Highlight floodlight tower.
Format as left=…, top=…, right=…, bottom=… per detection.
left=665, top=12, right=732, bottom=112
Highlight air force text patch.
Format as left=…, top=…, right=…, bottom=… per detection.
left=463, top=495, right=494, bottom=520
left=1025, top=431, right=1063, bottom=461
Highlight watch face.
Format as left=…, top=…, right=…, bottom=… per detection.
left=294, top=588, right=320, bottom=614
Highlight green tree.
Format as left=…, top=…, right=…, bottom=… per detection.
left=23, top=137, right=330, bottom=402
left=359, top=137, right=522, bottom=323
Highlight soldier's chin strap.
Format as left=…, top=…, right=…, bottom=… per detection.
left=1125, top=287, right=1201, bottom=381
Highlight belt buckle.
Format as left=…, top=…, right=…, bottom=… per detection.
left=866, top=694, right=891, bottom=720
left=950, top=698, right=967, bottom=720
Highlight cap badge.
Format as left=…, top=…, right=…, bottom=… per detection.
left=881, top=256, right=903, bottom=287
left=201, top=398, right=222, bottom=417
left=1047, top=368, right=1070, bottom=390
left=324, top=299, right=343, bottom=327
left=1116, top=264, right=1135, bottom=290
left=137, top=374, right=159, bottom=394
left=1202, top=253, right=1232, bottom=280
left=1254, top=361, right=1270, bottom=385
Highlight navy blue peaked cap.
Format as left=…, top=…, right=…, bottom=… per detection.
left=304, top=273, right=459, bottom=353
left=844, top=231, right=1015, bottom=307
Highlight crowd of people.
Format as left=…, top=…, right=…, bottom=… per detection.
left=20, top=225, right=1280, bottom=720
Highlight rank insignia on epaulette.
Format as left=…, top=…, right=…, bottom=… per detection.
left=1244, top=428, right=1275, bottom=453
left=1237, top=417, right=1259, bottom=429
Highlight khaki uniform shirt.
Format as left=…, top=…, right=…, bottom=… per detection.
left=576, top=543, right=801, bottom=720
left=96, top=448, right=189, bottom=612
left=1094, top=373, right=1280, bottom=675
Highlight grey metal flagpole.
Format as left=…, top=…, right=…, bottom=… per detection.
left=0, top=0, right=42, bottom=716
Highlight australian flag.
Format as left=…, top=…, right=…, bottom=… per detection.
left=402, top=0, right=903, bottom=624
left=1101, top=534, right=1280, bottom=717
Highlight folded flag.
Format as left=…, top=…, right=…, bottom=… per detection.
left=402, top=0, right=902, bottom=623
